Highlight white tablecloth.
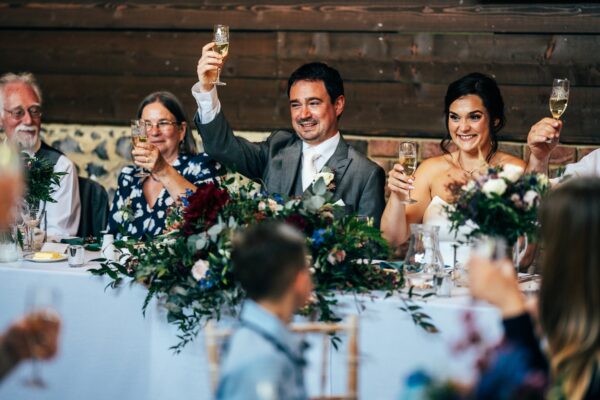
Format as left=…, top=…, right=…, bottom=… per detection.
left=0, top=256, right=503, bottom=399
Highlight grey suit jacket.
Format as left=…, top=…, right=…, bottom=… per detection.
left=195, top=111, right=385, bottom=226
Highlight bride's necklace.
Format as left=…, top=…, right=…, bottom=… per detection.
left=455, top=152, right=488, bottom=177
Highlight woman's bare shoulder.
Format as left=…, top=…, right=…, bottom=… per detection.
left=494, top=151, right=526, bottom=168
left=418, top=153, right=454, bottom=172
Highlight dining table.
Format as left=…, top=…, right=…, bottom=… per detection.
left=0, top=252, right=508, bottom=400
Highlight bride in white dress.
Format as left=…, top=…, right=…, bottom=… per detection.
left=381, top=73, right=533, bottom=266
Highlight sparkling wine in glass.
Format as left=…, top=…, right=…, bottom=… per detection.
left=131, top=119, right=149, bottom=178
left=549, top=78, right=569, bottom=119
left=212, top=24, right=229, bottom=86
left=399, top=142, right=418, bottom=204
left=547, top=78, right=569, bottom=143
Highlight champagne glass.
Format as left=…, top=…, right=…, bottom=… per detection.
left=212, top=24, right=229, bottom=86
left=549, top=78, right=569, bottom=119
left=21, top=202, right=40, bottom=255
left=547, top=78, right=569, bottom=143
left=131, top=119, right=150, bottom=178
left=22, top=286, right=61, bottom=389
left=399, top=142, right=418, bottom=204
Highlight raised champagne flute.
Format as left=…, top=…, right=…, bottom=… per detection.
left=399, top=141, right=418, bottom=204
left=212, top=24, right=229, bottom=86
left=547, top=78, right=569, bottom=143
left=131, top=119, right=150, bottom=178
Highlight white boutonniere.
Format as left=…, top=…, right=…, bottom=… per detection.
left=310, top=166, right=336, bottom=194
left=303, top=167, right=337, bottom=213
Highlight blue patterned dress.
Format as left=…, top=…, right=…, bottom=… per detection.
left=108, top=153, right=220, bottom=239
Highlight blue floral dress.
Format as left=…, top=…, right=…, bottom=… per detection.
left=108, top=153, right=220, bottom=239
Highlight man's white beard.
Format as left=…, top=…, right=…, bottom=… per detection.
left=13, top=125, right=39, bottom=152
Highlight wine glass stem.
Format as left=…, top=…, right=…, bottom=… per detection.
left=216, top=68, right=222, bottom=83
left=24, top=226, right=33, bottom=253
left=32, top=358, right=42, bottom=382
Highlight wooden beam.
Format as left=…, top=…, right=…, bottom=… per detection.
left=1, top=2, right=599, bottom=33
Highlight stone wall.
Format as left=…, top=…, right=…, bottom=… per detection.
left=20, top=124, right=597, bottom=203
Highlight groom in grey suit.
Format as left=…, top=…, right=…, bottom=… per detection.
left=192, top=42, right=385, bottom=226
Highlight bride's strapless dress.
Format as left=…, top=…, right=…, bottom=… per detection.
left=422, top=196, right=473, bottom=267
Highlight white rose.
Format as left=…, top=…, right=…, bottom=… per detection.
left=498, top=164, right=524, bottom=183
left=523, top=190, right=539, bottom=209
left=315, top=172, right=334, bottom=186
left=258, top=201, right=266, bottom=211
left=482, top=178, right=507, bottom=197
left=191, top=259, right=209, bottom=281
left=462, top=180, right=476, bottom=192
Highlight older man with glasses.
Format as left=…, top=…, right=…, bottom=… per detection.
left=0, top=72, right=80, bottom=237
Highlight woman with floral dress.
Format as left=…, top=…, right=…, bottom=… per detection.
left=108, top=91, right=220, bottom=239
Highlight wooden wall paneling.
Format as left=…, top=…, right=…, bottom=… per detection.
left=2, top=30, right=599, bottom=85
left=1, top=2, right=600, bottom=33
left=0, top=30, right=277, bottom=78
left=29, top=73, right=600, bottom=144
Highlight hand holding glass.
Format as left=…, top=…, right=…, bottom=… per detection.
left=131, top=119, right=150, bottom=178
left=399, top=142, right=418, bottom=204
left=547, top=78, right=569, bottom=143
left=212, top=24, right=229, bottom=86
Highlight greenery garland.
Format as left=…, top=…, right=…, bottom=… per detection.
left=91, top=173, right=434, bottom=352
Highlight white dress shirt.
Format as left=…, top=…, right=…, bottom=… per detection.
left=301, top=134, right=340, bottom=173
left=191, top=83, right=221, bottom=124
left=563, top=148, right=600, bottom=177
left=42, top=155, right=80, bottom=237
left=550, top=148, right=600, bottom=185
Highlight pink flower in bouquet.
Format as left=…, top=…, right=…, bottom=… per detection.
left=267, top=198, right=280, bottom=213
left=257, top=201, right=266, bottom=211
left=191, top=259, right=209, bottom=281
left=327, top=249, right=346, bottom=265
left=510, top=193, right=525, bottom=209
left=183, top=183, right=230, bottom=234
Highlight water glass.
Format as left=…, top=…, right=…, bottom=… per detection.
left=68, top=245, right=85, bottom=267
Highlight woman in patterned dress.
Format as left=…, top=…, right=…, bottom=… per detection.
left=108, top=91, right=220, bottom=239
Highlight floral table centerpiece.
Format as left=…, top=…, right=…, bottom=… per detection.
left=446, top=164, right=550, bottom=263
left=16, top=152, right=65, bottom=247
left=92, top=174, right=405, bottom=351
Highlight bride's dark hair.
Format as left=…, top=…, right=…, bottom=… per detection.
left=441, top=72, right=506, bottom=163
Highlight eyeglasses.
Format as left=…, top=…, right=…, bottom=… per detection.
left=3, top=106, right=43, bottom=121
left=142, top=120, right=179, bottom=133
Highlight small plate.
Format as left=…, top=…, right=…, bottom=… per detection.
left=23, top=253, right=68, bottom=263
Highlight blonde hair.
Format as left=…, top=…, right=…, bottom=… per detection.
left=539, top=177, right=600, bottom=398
